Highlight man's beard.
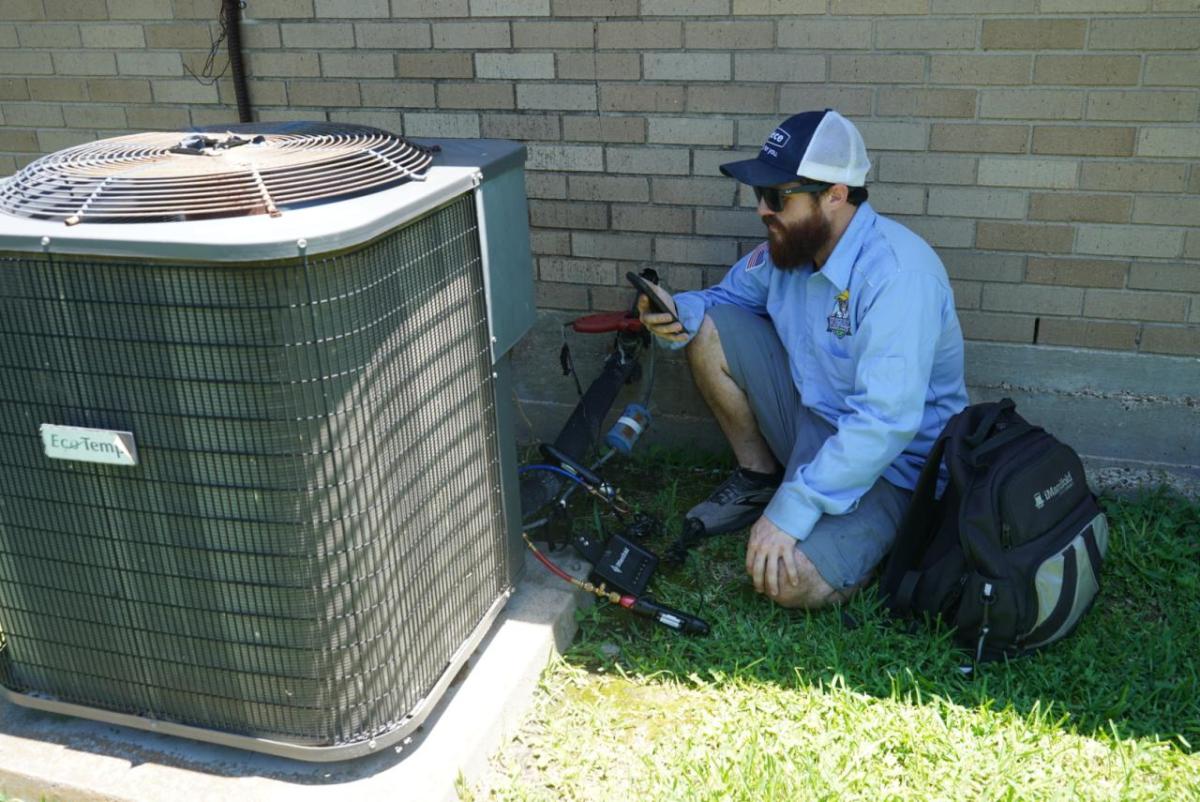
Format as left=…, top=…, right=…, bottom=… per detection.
left=764, top=211, right=832, bottom=270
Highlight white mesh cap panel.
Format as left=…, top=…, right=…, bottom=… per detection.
left=796, top=111, right=870, bottom=187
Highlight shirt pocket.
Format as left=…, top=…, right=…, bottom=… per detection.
left=813, top=341, right=856, bottom=397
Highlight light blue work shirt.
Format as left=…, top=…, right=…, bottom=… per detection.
left=670, top=202, right=968, bottom=541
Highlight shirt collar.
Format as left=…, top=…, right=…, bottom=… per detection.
left=815, top=201, right=875, bottom=293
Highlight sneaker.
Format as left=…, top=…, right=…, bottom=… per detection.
left=684, top=467, right=781, bottom=536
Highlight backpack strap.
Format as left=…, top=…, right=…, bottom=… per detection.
left=965, top=421, right=1040, bottom=467
left=963, top=398, right=1015, bottom=449
left=879, top=432, right=950, bottom=615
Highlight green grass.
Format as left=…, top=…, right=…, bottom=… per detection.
left=471, top=451, right=1200, bottom=801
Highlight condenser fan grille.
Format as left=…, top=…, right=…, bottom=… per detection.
left=0, top=122, right=436, bottom=225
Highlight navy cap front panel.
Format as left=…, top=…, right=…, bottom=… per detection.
left=718, top=109, right=829, bottom=188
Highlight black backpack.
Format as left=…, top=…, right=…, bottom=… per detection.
left=879, top=399, right=1109, bottom=663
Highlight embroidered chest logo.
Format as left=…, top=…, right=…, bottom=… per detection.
left=826, top=289, right=852, bottom=339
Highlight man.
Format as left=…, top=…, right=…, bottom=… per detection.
left=638, top=109, right=968, bottom=610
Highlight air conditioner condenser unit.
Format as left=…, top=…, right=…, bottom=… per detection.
left=0, top=123, right=534, bottom=760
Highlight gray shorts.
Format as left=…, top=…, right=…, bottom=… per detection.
left=708, top=304, right=912, bottom=590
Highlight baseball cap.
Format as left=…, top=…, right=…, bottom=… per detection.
left=719, top=109, right=870, bottom=188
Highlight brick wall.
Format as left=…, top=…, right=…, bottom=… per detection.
left=1, top=0, right=1198, bottom=357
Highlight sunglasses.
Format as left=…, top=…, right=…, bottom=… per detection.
left=753, top=182, right=831, bottom=213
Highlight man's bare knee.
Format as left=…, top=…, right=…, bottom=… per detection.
left=767, top=549, right=845, bottom=610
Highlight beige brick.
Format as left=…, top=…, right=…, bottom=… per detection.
left=323, top=52, right=394, bottom=78
left=876, top=89, right=977, bottom=119
left=288, top=80, right=360, bottom=107
left=597, top=21, right=681, bottom=49
left=685, top=21, right=773, bottom=49
left=481, top=113, right=559, bottom=141
left=693, top=149, right=737, bottom=176
left=403, top=112, right=480, bottom=138
left=1037, top=319, right=1139, bottom=351
left=360, top=82, right=436, bottom=107
left=280, top=22, right=353, bottom=48
left=978, top=222, right=1075, bottom=254
left=557, top=53, right=640, bottom=81
left=44, top=0, right=108, bottom=18
left=432, top=22, right=510, bottom=49
left=106, top=0, right=173, bottom=19
left=239, top=80, right=288, bottom=107
left=126, top=105, right=191, bottom=130
left=512, top=21, right=592, bottom=48
left=981, top=90, right=1084, bottom=120
left=0, top=79, right=30, bottom=102
left=150, top=79, right=222, bottom=104
left=471, top=0, right=550, bottom=14
left=928, top=187, right=1026, bottom=219
left=539, top=258, right=617, bottom=285
left=1076, top=225, right=1185, bottom=258
left=733, top=0, right=824, bottom=11
left=355, top=22, right=430, bottom=49
left=648, top=117, right=733, bottom=146
left=115, top=52, right=180, bottom=77
left=688, top=85, right=774, bottom=113
left=144, top=23, right=217, bottom=50
left=983, top=283, right=1084, bottom=314
left=606, top=146, right=690, bottom=176
left=85, top=78, right=149, bottom=104
left=831, top=0, right=928, bottom=12
left=0, top=129, right=40, bottom=152
left=18, top=24, right=81, bottom=48
left=1085, top=289, right=1189, bottom=322
left=2, top=104, right=64, bottom=127
left=534, top=280, right=588, bottom=309
left=978, top=157, right=1077, bottom=189
left=573, top=231, right=651, bottom=260
left=599, top=83, right=684, bottom=113
left=1042, top=0, right=1148, bottom=9
left=941, top=251, right=1024, bottom=283
left=645, top=53, right=731, bottom=82
left=531, top=229, right=572, bottom=255
left=777, top=19, right=871, bottom=49
left=251, top=52, right=320, bottom=78
left=930, top=123, right=1027, bottom=154
left=1089, top=18, right=1200, bottom=50
left=1154, top=0, right=1200, bottom=8
left=878, top=154, right=977, bottom=185
left=1188, top=230, right=1200, bottom=261
left=1132, top=196, right=1200, bottom=228
left=1136, top=128, right=1200, bottom=158
left=1032, top=126, right=1135, bottom=157
left=733, top=53, right=824, bottom=83
left=395, top=53, right=473, bottom=79
left=1129, top=263, right=1200, bottom=293
left=643, top=0, right=727, bottom=13
left=855, top=121, right=928, bottom=152
left=1080, top=161, right=1189, bottom=193
left=652, top=177, right=736, bottom=206
left=656, top=236, right=738, bottom=265
left=526, top=143, right=603, bottom=172
left=1190, top=168, right=1200, bottom=194
left=552, top=0, right=638, bottom=13
left=1144, top=55, right=1200, bottom=87
left=1029, top=193, right=1130, bottom=224
left=868, top=184, right=926, bottom=215
left=0, top=51, right=54, bottom=75
left=958, top=311, right=1036, bottom=343
left=613, top=204, right=692, bottom=234
left=240, top=23, right=283, bottom=48
left=696, top=208, right=765, bottom=238
left=314, top=0, right=387, bottom=15
left=1140, top=325, right=1200, bottom=357
left=569, top=175, right=649, bottom=202
left=0, top=26, right=15, bottom=49
left=63, top=104, right=126, bottom=129
left=517, top=83, right=597, bottom=111
left=779, top=86, right=873, bottom=116
left=893, top=215, right=976, bottom=248
left=1087, top=91, right=1197, bottom=123
left=438, top=82, right=513, bottom=110
left=389, top=0, right=468, bottom=17
left=1034, top=55, right=1140, bottom=87
left=930, top=55, right=1030, bottom=85
left=1026, top=256, right=1128, bottom=287
left=2, top=0, right=44, bottom=19
left=830, top=55, right=924, bottom=84
left=477, top=53, right=555, bottom=80
left=526, top=172, right=566, bottom=199
left=562, top=115, right=645, bottom=143
left=37, top=129, right=99, bottom=152
left=876, top=19, right=978, bottom=50
left=951, top=280, right=983, bottom=309
left=327, top=109, right=401, bottom=130
left=530, top=200, right=608, bottom=230
left=981, top=19, right=1087, bottom=50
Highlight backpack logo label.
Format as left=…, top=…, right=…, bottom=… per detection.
left=1034, top=471, right=1074, bottom=510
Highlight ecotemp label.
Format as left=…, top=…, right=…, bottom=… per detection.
left=40, top=424, right=139, bottom=467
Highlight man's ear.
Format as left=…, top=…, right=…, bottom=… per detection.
left=825, top=183, right=850, bottom=208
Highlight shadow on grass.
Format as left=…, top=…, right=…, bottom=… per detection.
left=556, top=450, right=1200, bottom=752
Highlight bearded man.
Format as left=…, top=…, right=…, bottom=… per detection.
left=638, top=109, right=968, bottom=610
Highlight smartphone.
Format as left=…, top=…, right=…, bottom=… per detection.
left=626, top=271, right=682, bottom=326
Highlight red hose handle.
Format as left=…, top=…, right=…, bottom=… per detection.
left=571, top=311, right=643, bottom=335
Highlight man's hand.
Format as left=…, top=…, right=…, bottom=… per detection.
left=636, top=286, right=688, bottom=343
left=746, top=515, right=800, bottom=597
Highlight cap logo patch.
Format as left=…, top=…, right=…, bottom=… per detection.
left=761, top=127, right=791, bottom=159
